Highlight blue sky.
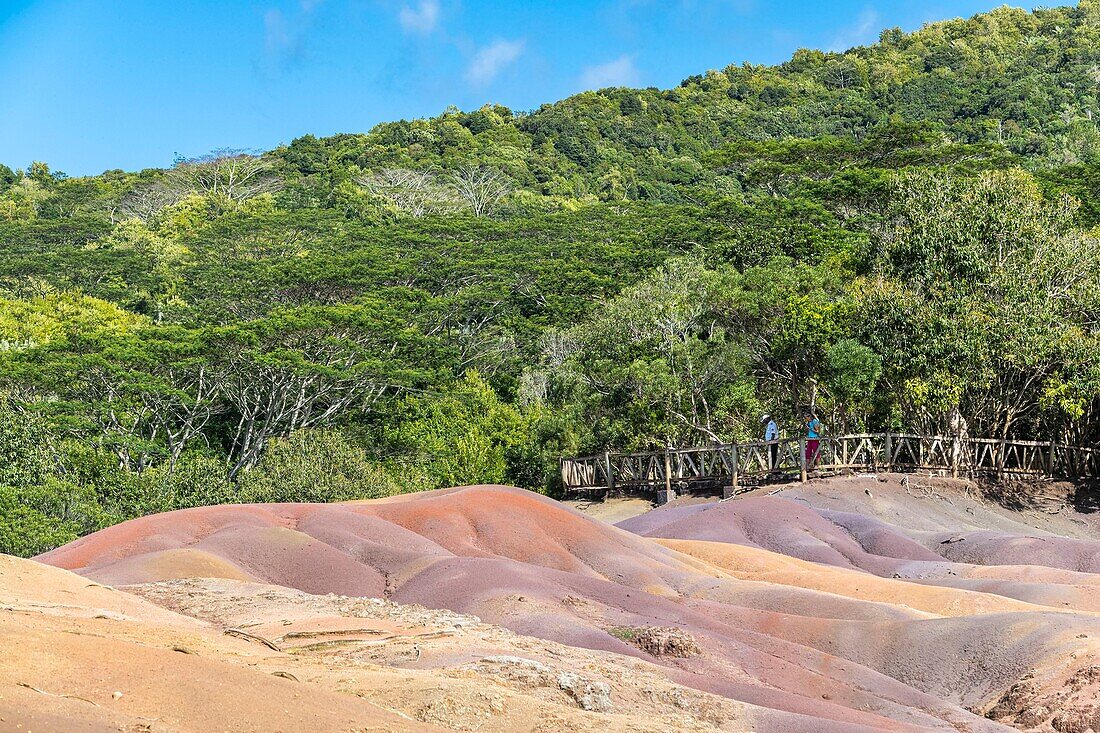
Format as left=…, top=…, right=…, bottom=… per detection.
left=0, top=0, right=1055, bottom=176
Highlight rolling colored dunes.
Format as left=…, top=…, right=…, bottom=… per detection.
left=32, top=478, right=1100, bottom=731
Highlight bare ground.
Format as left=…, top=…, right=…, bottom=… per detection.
left=17, top=474, right=1100, bottom=732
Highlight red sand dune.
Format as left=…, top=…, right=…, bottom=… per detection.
left=36, top=479, right=1100, bottom=731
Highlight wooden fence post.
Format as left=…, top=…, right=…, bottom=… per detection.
left=885, top=433, right=893, bottom=472
left=1048, top=440, right=1057, bottom=477
left=659, top=449, right=675, bottom=505
left=799, top=437, right=808, bottom=483
left=997, top=438, right=1006, bottom=480
left=604, top=451, right=613, bottom=493
left=951, top=435, right=960, bottom=479
left=724, top=444, right=739, bottom=499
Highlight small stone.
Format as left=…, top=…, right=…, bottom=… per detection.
left=112, top=691, right=123, bottom=700
left=556, top=671, right=612, bottom=713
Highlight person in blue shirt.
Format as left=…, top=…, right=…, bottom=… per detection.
left=762, top=414, right=779, bottom=471
left=803, top=410, right=824, bottom=468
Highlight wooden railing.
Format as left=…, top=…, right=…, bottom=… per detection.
left=560, top=434, right=1100, bottom=503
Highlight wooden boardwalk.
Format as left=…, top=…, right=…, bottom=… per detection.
left=560, top=433, right=1100, bottom=503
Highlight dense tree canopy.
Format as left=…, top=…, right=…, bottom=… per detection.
left=2, top=2, right=1099, bottom=554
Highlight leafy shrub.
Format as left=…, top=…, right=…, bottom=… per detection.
left=0, top=403, right=53, bottom=487
left=0, top=480, right=107, bottom=557
left=238, top=429, right=411, bottom=503
left=157, top=454, right=238, bottom=508
left=384, top=372, right=534, bottom=490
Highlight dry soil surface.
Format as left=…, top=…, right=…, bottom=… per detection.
left=19, top=474, right=1100, bottom=732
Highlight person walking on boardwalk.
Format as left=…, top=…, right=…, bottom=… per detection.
left=803, top=409, right=824, bottom=469
left=762, top=414, right=779, bottom=471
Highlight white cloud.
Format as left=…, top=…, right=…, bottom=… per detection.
left=264, top=9, right=297, bottom=58
left=399, top=0, right=440, bottom=34
left=262, top=1, right=325, bottom=73
left=580, top=55, right=641, bottom=90
left=464, top=39, right=525, bottom=85
left=828, top=8, right=879, bottom=52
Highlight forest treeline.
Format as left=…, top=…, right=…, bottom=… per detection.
left=2, top=3, right=1099, bottom=554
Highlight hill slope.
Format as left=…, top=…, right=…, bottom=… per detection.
left=34, top=480, right=1100, bottom=732
left=285, top=2, right=1100, bottom=200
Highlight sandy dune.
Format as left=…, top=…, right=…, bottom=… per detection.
left=23, top=475, right=1100, bottom=731
left=1, top=555, right=780, bottom=733
left=0, top=555, right=443, bottom=733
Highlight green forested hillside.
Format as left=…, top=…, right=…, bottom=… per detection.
left=2, top=3, right=1099, bottom=554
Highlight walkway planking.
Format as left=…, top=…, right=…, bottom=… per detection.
left=560, top=433, right=1100, bottom=504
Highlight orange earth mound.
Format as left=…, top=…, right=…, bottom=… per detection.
left=31, top=477, right=1100, bottom=732
left=6, top=554, right=821, bottom=733
left=0, top=554, right=443, bottom=733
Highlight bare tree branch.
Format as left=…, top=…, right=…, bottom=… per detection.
left=119, top=182, right=184, bottom=222
left=167, top=149, right=283, bottom=203
left=450, top=165, right=512, bottom=217
left=354, top=168, right=460, bottom=218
